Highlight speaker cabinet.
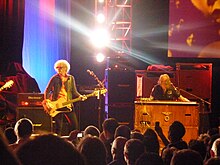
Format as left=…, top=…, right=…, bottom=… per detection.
left=105, top=69, right=135, bottom=103
left=16, top=106, right=52, bottom=133
left=105, top=69, right=135, bottom=129
left=107, top=103, right=134, bottom=129
left=176, top=63, right=212, bottom=100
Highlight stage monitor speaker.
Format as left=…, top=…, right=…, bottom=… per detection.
left=16, top=106, right=52, bottom=133
left=105, top=69, right=135, bottom=103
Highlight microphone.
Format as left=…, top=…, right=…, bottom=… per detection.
left=171, top=83, right=179, bottom=91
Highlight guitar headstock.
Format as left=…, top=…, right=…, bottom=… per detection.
left=1, top=80, right=14, bottom=89
left=93, top=88, right=107, bottom=96
left=5, top=80, right=14, bottom=87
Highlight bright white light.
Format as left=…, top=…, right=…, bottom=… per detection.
left=90, top=29, right=110, bottom=48
left=98, top=0, right=104, bottom=3
left=96, top=53, right=105, bottom=62
left=96, top=13, right=105, bottom=24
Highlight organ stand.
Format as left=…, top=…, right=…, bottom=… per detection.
left=134, top=100, right=199, bottom=143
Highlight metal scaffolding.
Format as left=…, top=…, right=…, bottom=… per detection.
left=95, top=0, right=132, bottom=58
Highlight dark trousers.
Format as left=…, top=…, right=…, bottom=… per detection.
left=53, top=110, right=79, bottom=135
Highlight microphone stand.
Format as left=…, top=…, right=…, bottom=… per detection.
left=178, top=88, right=211, bottom=113
left=87, top=70, right=105, bottom=130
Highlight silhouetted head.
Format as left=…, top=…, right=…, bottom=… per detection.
left=14, top=118, right=33, bottom=140
left=188, top=139, right=206, bottom=160
left=4, top=127, right=17, bottom=144
left=130, top=131, right=144, bottom=141
left=124, top=139, right=145, bottom=165
left=168, top=121, right=185, bottom=142
left=136, top=152, right=163, bottom=165
left=171, top=149, right=203, bottom=165
left=84, top=125, right=100, bottom=137
left=77, top=136, right=107, bottom=165
left=114, top=125, right=131, bottom=140
left=143, top=128, right=160, bottom=155
left=16, top=134, right=85, bottom=165
left=111, top=136, right=127, bottom=160
left=102, top=118, right=119, bottom=141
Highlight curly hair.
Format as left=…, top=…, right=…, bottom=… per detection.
left=54, top=59, right=70, bottom=73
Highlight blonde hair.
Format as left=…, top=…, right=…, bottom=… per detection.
left=158, top=74, right=171, bottom=86
left=54, top=60, right=70, bottom=73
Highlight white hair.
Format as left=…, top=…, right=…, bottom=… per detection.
left=54, top=59, right=70, bottom=73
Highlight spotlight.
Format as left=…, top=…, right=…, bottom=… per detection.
left=98, top=0, right=105, bottom=3
left=96, top=52, right=105, bottom=62
left=90, top=28, right=110, bottom=48
left=96, top=13, right=105, bottom=24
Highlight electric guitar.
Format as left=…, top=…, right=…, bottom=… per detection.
left=42, top=88, right=107, bottom=117
left=0, top=80, right=14, bottom=92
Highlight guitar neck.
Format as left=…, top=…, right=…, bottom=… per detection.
left=62, top=93, right=95, bottom=106
left=0, top=85, right=7, bottom=92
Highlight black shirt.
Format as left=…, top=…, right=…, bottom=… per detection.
left=151, top=84, right=180, bottom=101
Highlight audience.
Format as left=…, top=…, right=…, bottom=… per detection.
left=108, top=136, right=127, bottom=165
left=205, top=133, right=220, bottom=161
left=130, top=131, right=144, bottom=142
left=65, top=129, right=80, bottom=145
left=4, top=127, right=17, bottom=144
left=124, top=139, right=145, bottom=165
left=114, top=125, right=131, bottom=140
left=99, top=118, right=119, bottom=163
left=0, top=128, right=21, bottom=165
left=155, top=120, right=188, bottom=155
left=205, top=157, right=220, bottom=165
left=77, top=135, right=107, bottom=165
left=16, top=134, right=85, bottom=165
left=9, top=118, right=34, bottom=151
left=170, top=149, right=203, bottom=165
left=143, top=128, right=160, bottom=155
left=207, top=128, right=219, bottom=137
left=135, top=152, right=164, bottom=165
left=161, top=146, right=177, bottom=165
left=84, top=125, right=100, bottom=137
left=210, top=138, right=220, bottom=158
left=3, top=116, right=220, bottom=165
left=188, top=139, right=207, bottom=161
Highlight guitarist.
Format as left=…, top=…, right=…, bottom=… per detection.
left=44, top=60, right=87, bottom=135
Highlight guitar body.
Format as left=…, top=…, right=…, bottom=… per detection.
left=42, top=98, right=72, bottom=117
left=42, top=88, right=107, bottom=117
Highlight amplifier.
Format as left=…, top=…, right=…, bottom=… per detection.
left=16, top=106, right=52, bottom=132
left=17, top=93, right=44, bottom=106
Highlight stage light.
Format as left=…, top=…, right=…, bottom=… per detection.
left=96, top=13, right=105, bottom=24
left=90, top=29, right=110, bottom=48
left=98, top=0, right=105, bottom=3
left=96, top=52, right=105, bottom=62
